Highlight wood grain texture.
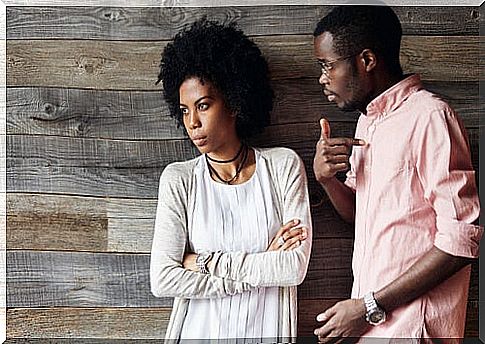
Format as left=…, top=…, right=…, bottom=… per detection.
left=7, top=250, right=172, bottom=308
left=6, top=81, right=481, bottom=139
left=298, top=238, right=353, bottom=299
left=6, top=87, right=185, bottom=139
left=6, top=193, right=352, bottom=252
left=6, top=135, right=198, bottom=198
left=6, top=36, right=479, bottom=90
left=6, top=300, right=478, bottom=339
left=6, top=239, right=353, bottom=308
left=298, top=299, right=479, bottom=338
left=7, top=124, right=479, bottom=199
left=7, top=308, right=171, bottom=339
left=6, top=6, right=479, bottom=40
left=6, top=240, right=347, bottom=306
left=7, top=248, right=477, bottom=308
left=7, top=193, right=156, bottom=252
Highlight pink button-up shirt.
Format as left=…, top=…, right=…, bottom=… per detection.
left=345, top=74, right=482, bottom=339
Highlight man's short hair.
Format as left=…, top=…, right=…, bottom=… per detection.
left=314, top=5, right=403, bottom=76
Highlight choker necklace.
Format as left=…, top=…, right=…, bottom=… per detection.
left=206, top=144, right=244, bottom=164
left=206, top=145, right=249, bottom=185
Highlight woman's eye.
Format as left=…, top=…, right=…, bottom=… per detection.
left=180, top=108, right=189, bottom=115
left=198, top=103, right=209, bottom=111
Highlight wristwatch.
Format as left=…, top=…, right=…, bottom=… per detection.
left=196, top=251, right=213, bottom=274
left=363, top=292, right=386, bottom=326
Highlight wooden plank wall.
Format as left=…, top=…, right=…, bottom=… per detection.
left=6, top=5, right=481, bottom=340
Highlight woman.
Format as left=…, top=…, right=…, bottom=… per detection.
left=150, top=19, right=312, bottom=342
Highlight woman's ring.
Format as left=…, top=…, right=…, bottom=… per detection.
left=277, top=236, right=285, bottom=246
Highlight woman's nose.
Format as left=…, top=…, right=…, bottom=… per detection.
left=187, top=111, right=201, bottom=129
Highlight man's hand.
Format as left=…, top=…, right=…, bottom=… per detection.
left=313, top=118, right=365, bottom=185
left=314, top=298, right=369, bottom=343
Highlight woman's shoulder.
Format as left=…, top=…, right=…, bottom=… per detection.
left=159, top=155, right=202, bottom=184
left=256, top=146, right=303, bottom=166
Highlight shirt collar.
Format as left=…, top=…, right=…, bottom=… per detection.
left=365, top=74, right=423, bottom=118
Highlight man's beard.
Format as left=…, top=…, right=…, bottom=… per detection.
left=339, top=63, right=366, bottom=113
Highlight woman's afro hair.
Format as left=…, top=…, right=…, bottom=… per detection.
left=157, top=18, right=274, bottom=140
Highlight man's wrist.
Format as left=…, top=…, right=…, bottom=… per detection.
left=318, top=175, right=338, bottom=189
left=363, top=292, right=386, bottom=326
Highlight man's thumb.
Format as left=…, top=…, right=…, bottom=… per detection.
left=320, top=118, right=330, bottom=139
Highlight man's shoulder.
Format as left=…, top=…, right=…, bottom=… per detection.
left=410, top=88, right=455, bottom=115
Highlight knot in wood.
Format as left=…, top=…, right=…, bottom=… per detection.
left=44, top=103, right=55, bottom=115
left=77, top=55, right=107, bottom=75
left=470, top=10, right=479, bottom=20
left=103, top=10, right=122, bottom=22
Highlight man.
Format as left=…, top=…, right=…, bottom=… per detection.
left=312, top=5, right=482, bottom=342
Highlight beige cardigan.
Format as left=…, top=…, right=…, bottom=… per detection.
left=150, top=147, right=312, bottom=342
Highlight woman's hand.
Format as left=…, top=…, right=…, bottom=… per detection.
left=183, top=218, right=307, bottom=272
left=267, top=219, right=308, bottom=252
left=183, top=253, right=198, bottom=272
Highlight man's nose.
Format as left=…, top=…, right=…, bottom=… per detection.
left=319, top=71, right=330, bottom=85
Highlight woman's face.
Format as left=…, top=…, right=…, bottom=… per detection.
left=179, top=77, right=239, bottom=156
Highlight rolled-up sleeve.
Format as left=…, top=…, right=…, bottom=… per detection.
left=416, top=108, right=482, bottom=258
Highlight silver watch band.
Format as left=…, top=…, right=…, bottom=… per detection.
left=196, top=252, right=212, bottom=274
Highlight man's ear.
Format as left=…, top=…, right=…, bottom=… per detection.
left=360, top=49, right=377, bottom=72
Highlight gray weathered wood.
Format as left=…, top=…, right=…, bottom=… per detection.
left=6, top=88, right=185, bottom=139
left=7, top=193, right=155, bottom=252
left=6, top=6, right=479, bottom=40
left=5, top=82, right=355, bottom=139
left=7, top=307, right=171, bottom=339
left=6, top=36, right=479, bottom=90
left=6, top=135, right=198, bottom=198
left=6, top=81, right=481, bottom=139
left=6, top=240, right=349, bottom=308
left=7, top=124, right=479, bottom=198
left=6, top=192, right=353, bottom=252
left=7, top=250, right=172, bottom=308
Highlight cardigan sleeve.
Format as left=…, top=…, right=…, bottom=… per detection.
left=150, top=163, right=252, bottom=299
left=209, top=148, right=313, bottom=287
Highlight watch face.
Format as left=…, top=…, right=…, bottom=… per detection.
left=369, top=310, right=386, bottom=325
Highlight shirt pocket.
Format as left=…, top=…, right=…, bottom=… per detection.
left=375, top=159, right=415, bottom=212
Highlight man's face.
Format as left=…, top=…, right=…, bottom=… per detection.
left=313, top=32, right=368, bottom=112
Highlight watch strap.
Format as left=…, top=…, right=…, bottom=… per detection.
left=196, top=252, right=212, bottom=274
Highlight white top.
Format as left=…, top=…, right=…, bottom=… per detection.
left=180, top=149, right=279, bottom=339
left=150, top=147, right=312, bottom=342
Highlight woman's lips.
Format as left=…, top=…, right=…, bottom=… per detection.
left=192, top=136, right=207, bottom=146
